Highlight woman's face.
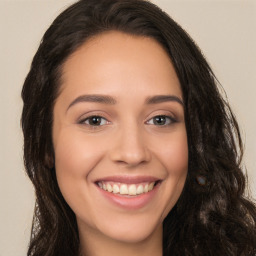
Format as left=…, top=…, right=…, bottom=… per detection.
left=53, top=31, right=188, bottom=244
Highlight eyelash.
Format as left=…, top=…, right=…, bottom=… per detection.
left=79, top=115, right=109, bottom=127
left=78, top=115, right=177, bottom=128
left=146, top=115, right=177, bottom=126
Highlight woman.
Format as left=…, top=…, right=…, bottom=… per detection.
left=21, top=0, right=256, bottom=255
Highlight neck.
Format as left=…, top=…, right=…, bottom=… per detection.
left=78, top=222, right=163, bottom=256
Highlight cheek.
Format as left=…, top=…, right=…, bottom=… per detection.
left=54, top=129, right=104, bottom=175
left=53, top=129, right=105, bottom=204
left=153, top=129, right=188, bottom=217
left=156, top=129, right=188, bottom=174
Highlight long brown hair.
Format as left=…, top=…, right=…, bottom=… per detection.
left=21, top=0, right=256, bottom=255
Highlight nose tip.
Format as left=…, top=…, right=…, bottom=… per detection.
left=109, top=130, right=151, bottom=167
left=116, top=149, right=150, bottom=167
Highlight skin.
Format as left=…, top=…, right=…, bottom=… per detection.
left=53, top=31, right=188, bottom=256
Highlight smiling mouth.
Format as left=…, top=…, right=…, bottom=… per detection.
left=96, top=181, right=160, bottom=196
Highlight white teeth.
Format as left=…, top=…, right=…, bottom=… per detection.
left=144, top=184, right=149, bottom=193
left=120, top=184, right=128, bottom=195
left=128, top=184, right=137, bottom=195
left=107, top=183, right=112, bottom=192
left=136, top=185, right=144, bottom=195
left=148, top=182, right=154, bottom=191
left=98, top=181, right=157, bottom=196
left=113, top=184, right=119, bottom=194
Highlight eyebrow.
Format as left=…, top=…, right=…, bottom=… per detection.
left=67, top=93, right=183, bottom=112
left=67, top=94, right=117, bottom=112
left=145, top=95, right=183, bottom=106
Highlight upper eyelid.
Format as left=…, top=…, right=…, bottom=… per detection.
left=76, top=110, right=179, bottom=124
left=145, top=111, right=177, bottom=121
left=77, top=111, right=110, bottom=122
left=78, top=115, right=109, bottom=124
left=146, top=115, right=177, bottom=124
left=79, top=114, right=176, bottom=125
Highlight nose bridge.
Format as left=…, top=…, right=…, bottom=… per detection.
left=110, top=119, right=151, bottom=166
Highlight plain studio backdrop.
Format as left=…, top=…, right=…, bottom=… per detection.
left=0, top=0, right=255, bottom=255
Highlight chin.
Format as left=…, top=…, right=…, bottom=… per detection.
left=89, top=211, right=164, bottom=244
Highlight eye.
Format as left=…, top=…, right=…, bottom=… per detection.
left=80, top=116, right=108, bottom=126
left=146, top=115, right=176, bottom=126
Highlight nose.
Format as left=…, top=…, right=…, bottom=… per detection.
left=109, top=124, right=151, bottom=167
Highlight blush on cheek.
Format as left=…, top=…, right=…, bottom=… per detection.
left=160, top=144, right=188, bottom=174
left=54, top=129, right=103, bottom=174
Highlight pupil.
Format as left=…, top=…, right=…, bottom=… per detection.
left=90, top=116, right=101, bottom=125
left=154, top=116, right=166, bottom=125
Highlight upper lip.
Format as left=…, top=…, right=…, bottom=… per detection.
left=95, top=175, right=161, bottom=184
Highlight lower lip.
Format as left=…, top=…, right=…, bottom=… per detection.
left=95, top=183, right=160, bottom=210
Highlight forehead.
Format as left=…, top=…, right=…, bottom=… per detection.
left=59, top=31, right=182, bottom=99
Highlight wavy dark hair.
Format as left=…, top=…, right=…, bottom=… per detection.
left=21, top=0, right=256, bottom=255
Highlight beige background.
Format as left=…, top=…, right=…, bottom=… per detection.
left=0, top=0, right=255, bottom=255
